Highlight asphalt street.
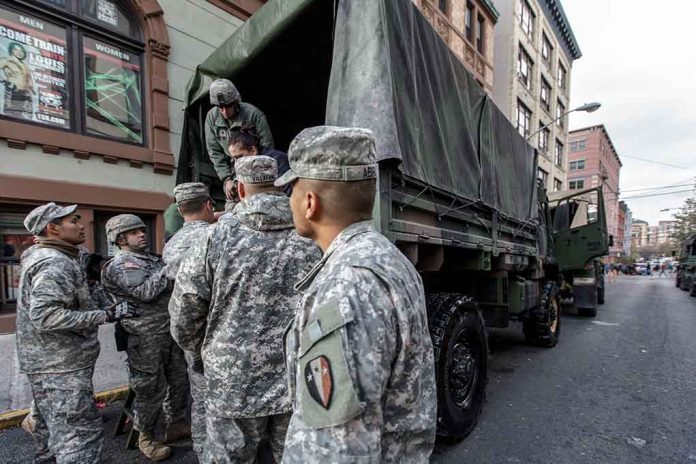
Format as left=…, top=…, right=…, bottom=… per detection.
left=1, top=275, right=694, bottom=463
left=434, top=275, right=696, bottom=464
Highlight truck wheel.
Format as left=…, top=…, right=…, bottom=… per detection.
left=681, top=278, right=690, bottom=291
left=690, top=283, right=696, bottom=297
left=597, top=285, right=605, bottom=305
left=427, top=294, right=488, bottom=444
left=675, top=276, right=681, bottom=288
left=524, top=282, right=561, bottom=347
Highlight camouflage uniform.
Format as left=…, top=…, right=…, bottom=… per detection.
left=170, top=156, right=321, bottom=463
left=162, top=182, right=213, bottom=459
left=17, top=203, right=109, bottom=463
left=102, top=246, right=188, bottom=435
left=275, top=126, right=437, bottom=463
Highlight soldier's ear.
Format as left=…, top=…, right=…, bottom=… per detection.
left=238, top=182, right=246, bottom=200
left=305, top=191, right=320, bottom=221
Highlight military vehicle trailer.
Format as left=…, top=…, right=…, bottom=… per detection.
left=175, top=0, right=608, bottom=443
left=676, top=235, right=696, bottom=296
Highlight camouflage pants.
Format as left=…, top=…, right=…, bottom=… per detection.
left=26, top=402, right=54, bottom=463
left=203, top=413, right=290, bottom=464
left=185, top=352, right=207, bottom=460
left=125, top=332, right=189, bottom=433
left=28, top=368, right=103, bottom=464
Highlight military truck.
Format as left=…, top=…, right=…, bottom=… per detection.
left=174, top=0, right=608, bottom=442
left=676, top=235, right=696, bottom=296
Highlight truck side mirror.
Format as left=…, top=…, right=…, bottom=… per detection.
left=608, top=235, right=614, bottom=247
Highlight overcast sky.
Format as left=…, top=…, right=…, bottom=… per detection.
left=563, top=0, right=696, bottom=224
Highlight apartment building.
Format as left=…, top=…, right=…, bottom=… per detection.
left=568, top=125, right=622, bottom=261
left=414, top=0, right=500, bottom=92
left=492, top=0, right=581, bottom=192
left=619, top=201, right=632, bottom=258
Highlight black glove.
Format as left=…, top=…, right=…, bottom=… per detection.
left=191, top=357, right=204, bottom=375
left=104, top=301, right=138, bottom=323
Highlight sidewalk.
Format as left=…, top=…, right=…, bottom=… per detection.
left=0, top=325, right=129, bottom=413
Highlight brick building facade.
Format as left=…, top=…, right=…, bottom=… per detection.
left=568, top=125, right=622, bottom=261
left=0, top=0, right=265, bottom=332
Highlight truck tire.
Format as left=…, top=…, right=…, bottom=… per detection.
left=427, top=294, right=488, bottom=444
left=690, top=283, right=696, bottom=297
left=680, top=277, right=690, bottom=291
left=675, top=275, right=681, bottom=288
left=524, top=282, right=561, bottom=346
left=597, top=285, right=605, bottom=305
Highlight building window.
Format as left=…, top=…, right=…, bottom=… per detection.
left=553, top=178, right=562, bottom=192
left=518, top=0, right=534, bottom=38
left=517, top=45, right=533, bottom=90
left=554, top=139, right=564, bottom=167
left=570, top=139, right=587, bottom=152
left=537, top=167, right=548, bottom=185
left=569, top=179, right=585, bottom=190
left=439, top=0, right=447, bottom=13
left=538, top=125, right=549, bottom=154
left=516, top=100, right=531, bottom=137
left=556, top=100, right=565, bottom=128
left=540, top=77, right=551, bottom=112
left=569, top=159, right=586, bottom=171
left=557, top=61, right=567, bottom=93
left=541, top=33, right=553, bottom=65
left=465, top=2, right=474, bottom=41
left=0, top=1, right=144, bottom=145
left=476, top=14, right=485, bottom=54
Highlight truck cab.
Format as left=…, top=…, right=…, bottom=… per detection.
left=548, top=188, right=610, bottom=316
left=676, top=235, right=696, bottom=296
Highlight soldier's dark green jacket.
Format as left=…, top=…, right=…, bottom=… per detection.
left=204, top=103, right=274, bottom=182
left=17, top=246, right=107, bottom=374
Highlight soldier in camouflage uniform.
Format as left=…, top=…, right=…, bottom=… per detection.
left=170, top=155, right=321, bottom=463
left=162, top=182, right=215, bottom=461
left=17, top=203, right=136, bottom=464
left=101, top=214, right=190, bottom=462
left=205, top=78, right=274, bottom=207
left=276, top=126, right=437, bottom=463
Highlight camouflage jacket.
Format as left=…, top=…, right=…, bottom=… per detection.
left=102, top=250, right=172, bottom=335
left=204, top=103, right=274, bottom=182
left=283, top=221, right=437, bottom=463
left=16, top=247, right=107, bottom=374
left=170, top=192, right=321, bottom=417
left=162, top=220, right=210, bottom=280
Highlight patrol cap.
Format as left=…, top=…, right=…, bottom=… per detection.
left=105, top=214, right=146, bottom=244
left=274, top=126, right=378, bottom=187
left=24, top=202, right=78, bottom=235
left=173, top=182, right=210, bottom=205
left=209, top=78, right=241, bottom=107
left=235, top=155, right=278, bottom=185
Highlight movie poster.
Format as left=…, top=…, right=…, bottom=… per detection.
left=83, top=36, right=142, bottom=144
left=0, top=6, right=70, bottom=128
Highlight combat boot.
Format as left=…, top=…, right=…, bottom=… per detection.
left=164, top=419, right=191, bottom=443
left=21, top=413, right=36, bottom=436
left=138, top=432, right=171, bottom=461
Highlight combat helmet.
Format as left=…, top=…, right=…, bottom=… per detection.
left=105, top=214, right=146, bottom=244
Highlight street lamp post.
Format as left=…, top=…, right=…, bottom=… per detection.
left=526, top=101, right=602, bottom=141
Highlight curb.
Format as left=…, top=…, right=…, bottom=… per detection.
left=0, top=385, right=129, bottom=431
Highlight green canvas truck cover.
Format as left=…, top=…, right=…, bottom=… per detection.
left=178, top=0, right=538, bottom=223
